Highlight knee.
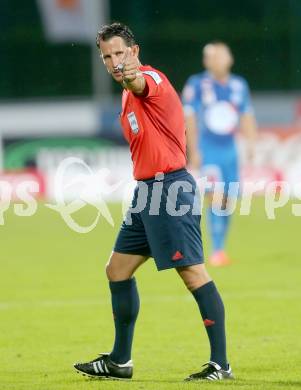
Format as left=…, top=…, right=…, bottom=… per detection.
left=183, top=271, right=203, bottom=291
left=105, top=261, right=116, bottom=281
left=105, top=260, right=131, bottom=282
left=178, top=265, right=211, bottom=291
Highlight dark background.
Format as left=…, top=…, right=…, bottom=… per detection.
left=1, top=0, right=301, bottom=99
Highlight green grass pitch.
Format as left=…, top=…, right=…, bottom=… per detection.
left=1, top=199, right=301, bottom=390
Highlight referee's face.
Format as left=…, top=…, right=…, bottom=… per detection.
left=99, top=36, right=130, bottom=83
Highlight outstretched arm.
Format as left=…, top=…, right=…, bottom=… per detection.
left=120, top=47, right=146, bottom=95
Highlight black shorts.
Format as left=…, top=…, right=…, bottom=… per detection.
left=114, top=169, right=204, bottom=271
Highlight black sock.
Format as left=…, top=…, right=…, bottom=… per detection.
left=192, top=281, right=227, bottom=370
left=109, top=278, right=139, bottom=364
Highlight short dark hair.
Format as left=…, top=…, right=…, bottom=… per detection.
left=203, top=41, right=231, bottom=53
left=96, top=22, right=136, bottom=48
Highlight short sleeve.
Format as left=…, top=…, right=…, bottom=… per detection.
left=182, top=76, right=200, bottom=117
left=141, top=70, right=163, bottom=98
left=240, top=80, right=254, bottom=115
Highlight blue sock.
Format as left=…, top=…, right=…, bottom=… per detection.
left=207, top=208, right=230, bottom=252
left=109, top=278, right=139, bottom=364
left=192, top=281, right=227, bottom=370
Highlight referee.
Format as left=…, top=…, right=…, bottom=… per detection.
left=74, top=22, right=233, bottom=382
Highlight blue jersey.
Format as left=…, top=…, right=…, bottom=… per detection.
left=182, top=71, right=253, bottom=150
left=182, top=71, right=254, bottom=185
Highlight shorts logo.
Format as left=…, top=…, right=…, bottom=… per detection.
left=127, top=111, right=139, bottom=134
left=172, top=250, right=184, bottom=261
left=204, top=319, right=215, bottom=327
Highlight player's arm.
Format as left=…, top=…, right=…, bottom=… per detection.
left=182, top=79, right=201, bottom=170
left=239, top=82, right=258, bottom=162
left=240, top=112, right=258, bottom=162
left=121, top=47, right=146, bottom=95
left=185, top=111, right=201, bottom=170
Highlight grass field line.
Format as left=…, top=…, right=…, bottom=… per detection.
left=1, top=289, right=300, bottom=310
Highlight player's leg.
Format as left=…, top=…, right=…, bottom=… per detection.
left=143, top=169, right=232, bottom=380
left=177, top=264, right=233, bottom=381
left=203, top=162, right=235, bottom=266
left=219, top=153, right=239, bottom=255
left=209, top=152, right=239, bottom=266
left=142, top=173, right=229, bottom=379
left=101, top=189, right=151, bottom=364
left=201, top=163, right=229, bottom=262
left=74, top=253, right=146, bottom=379
left=176, top=264, right=228, bottom=370
left=106, top=252, right=148, bottom=364
left=207, top=191, right=226, bottom=250
left=74, top=190, right=151, bottom=380
left=207, top=191, right=232, bottom=266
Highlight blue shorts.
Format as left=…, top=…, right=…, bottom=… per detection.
left=201, top=142, right=239, bottom=195
left=114, top=169, right=204, bottom=271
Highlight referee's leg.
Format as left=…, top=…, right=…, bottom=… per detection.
left=177, top=264, right=228, bottom=370
left=106, top=252, right=148, bottom=364
left=106, top=251, right=147, bottom=281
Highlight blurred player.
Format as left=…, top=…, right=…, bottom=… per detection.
left=182, top=42, right=257, bottom=266
left=74, top=24, right=233, bottom=381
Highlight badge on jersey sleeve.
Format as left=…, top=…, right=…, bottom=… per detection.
left=142, top=70, right=162, bottom=85
left=127, top=112, right=139, bottom=134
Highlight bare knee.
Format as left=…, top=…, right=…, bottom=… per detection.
left=177, top=264, right=211, bottom=291
left=105, top=260, right=129, bottom=282
left=105, top=261, right=116, bottom=281
left=105, top=252, right=147, bottom=282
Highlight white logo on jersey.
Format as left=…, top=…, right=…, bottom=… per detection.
left=204, top=101, right=239, bottom=135
left=127, top=112, right=139, bottom=134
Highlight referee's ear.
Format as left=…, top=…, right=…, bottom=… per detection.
left=131, top=44, right=140, bottom=58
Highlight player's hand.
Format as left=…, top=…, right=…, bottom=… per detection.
left=121, top=47, right=141, bottom=83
